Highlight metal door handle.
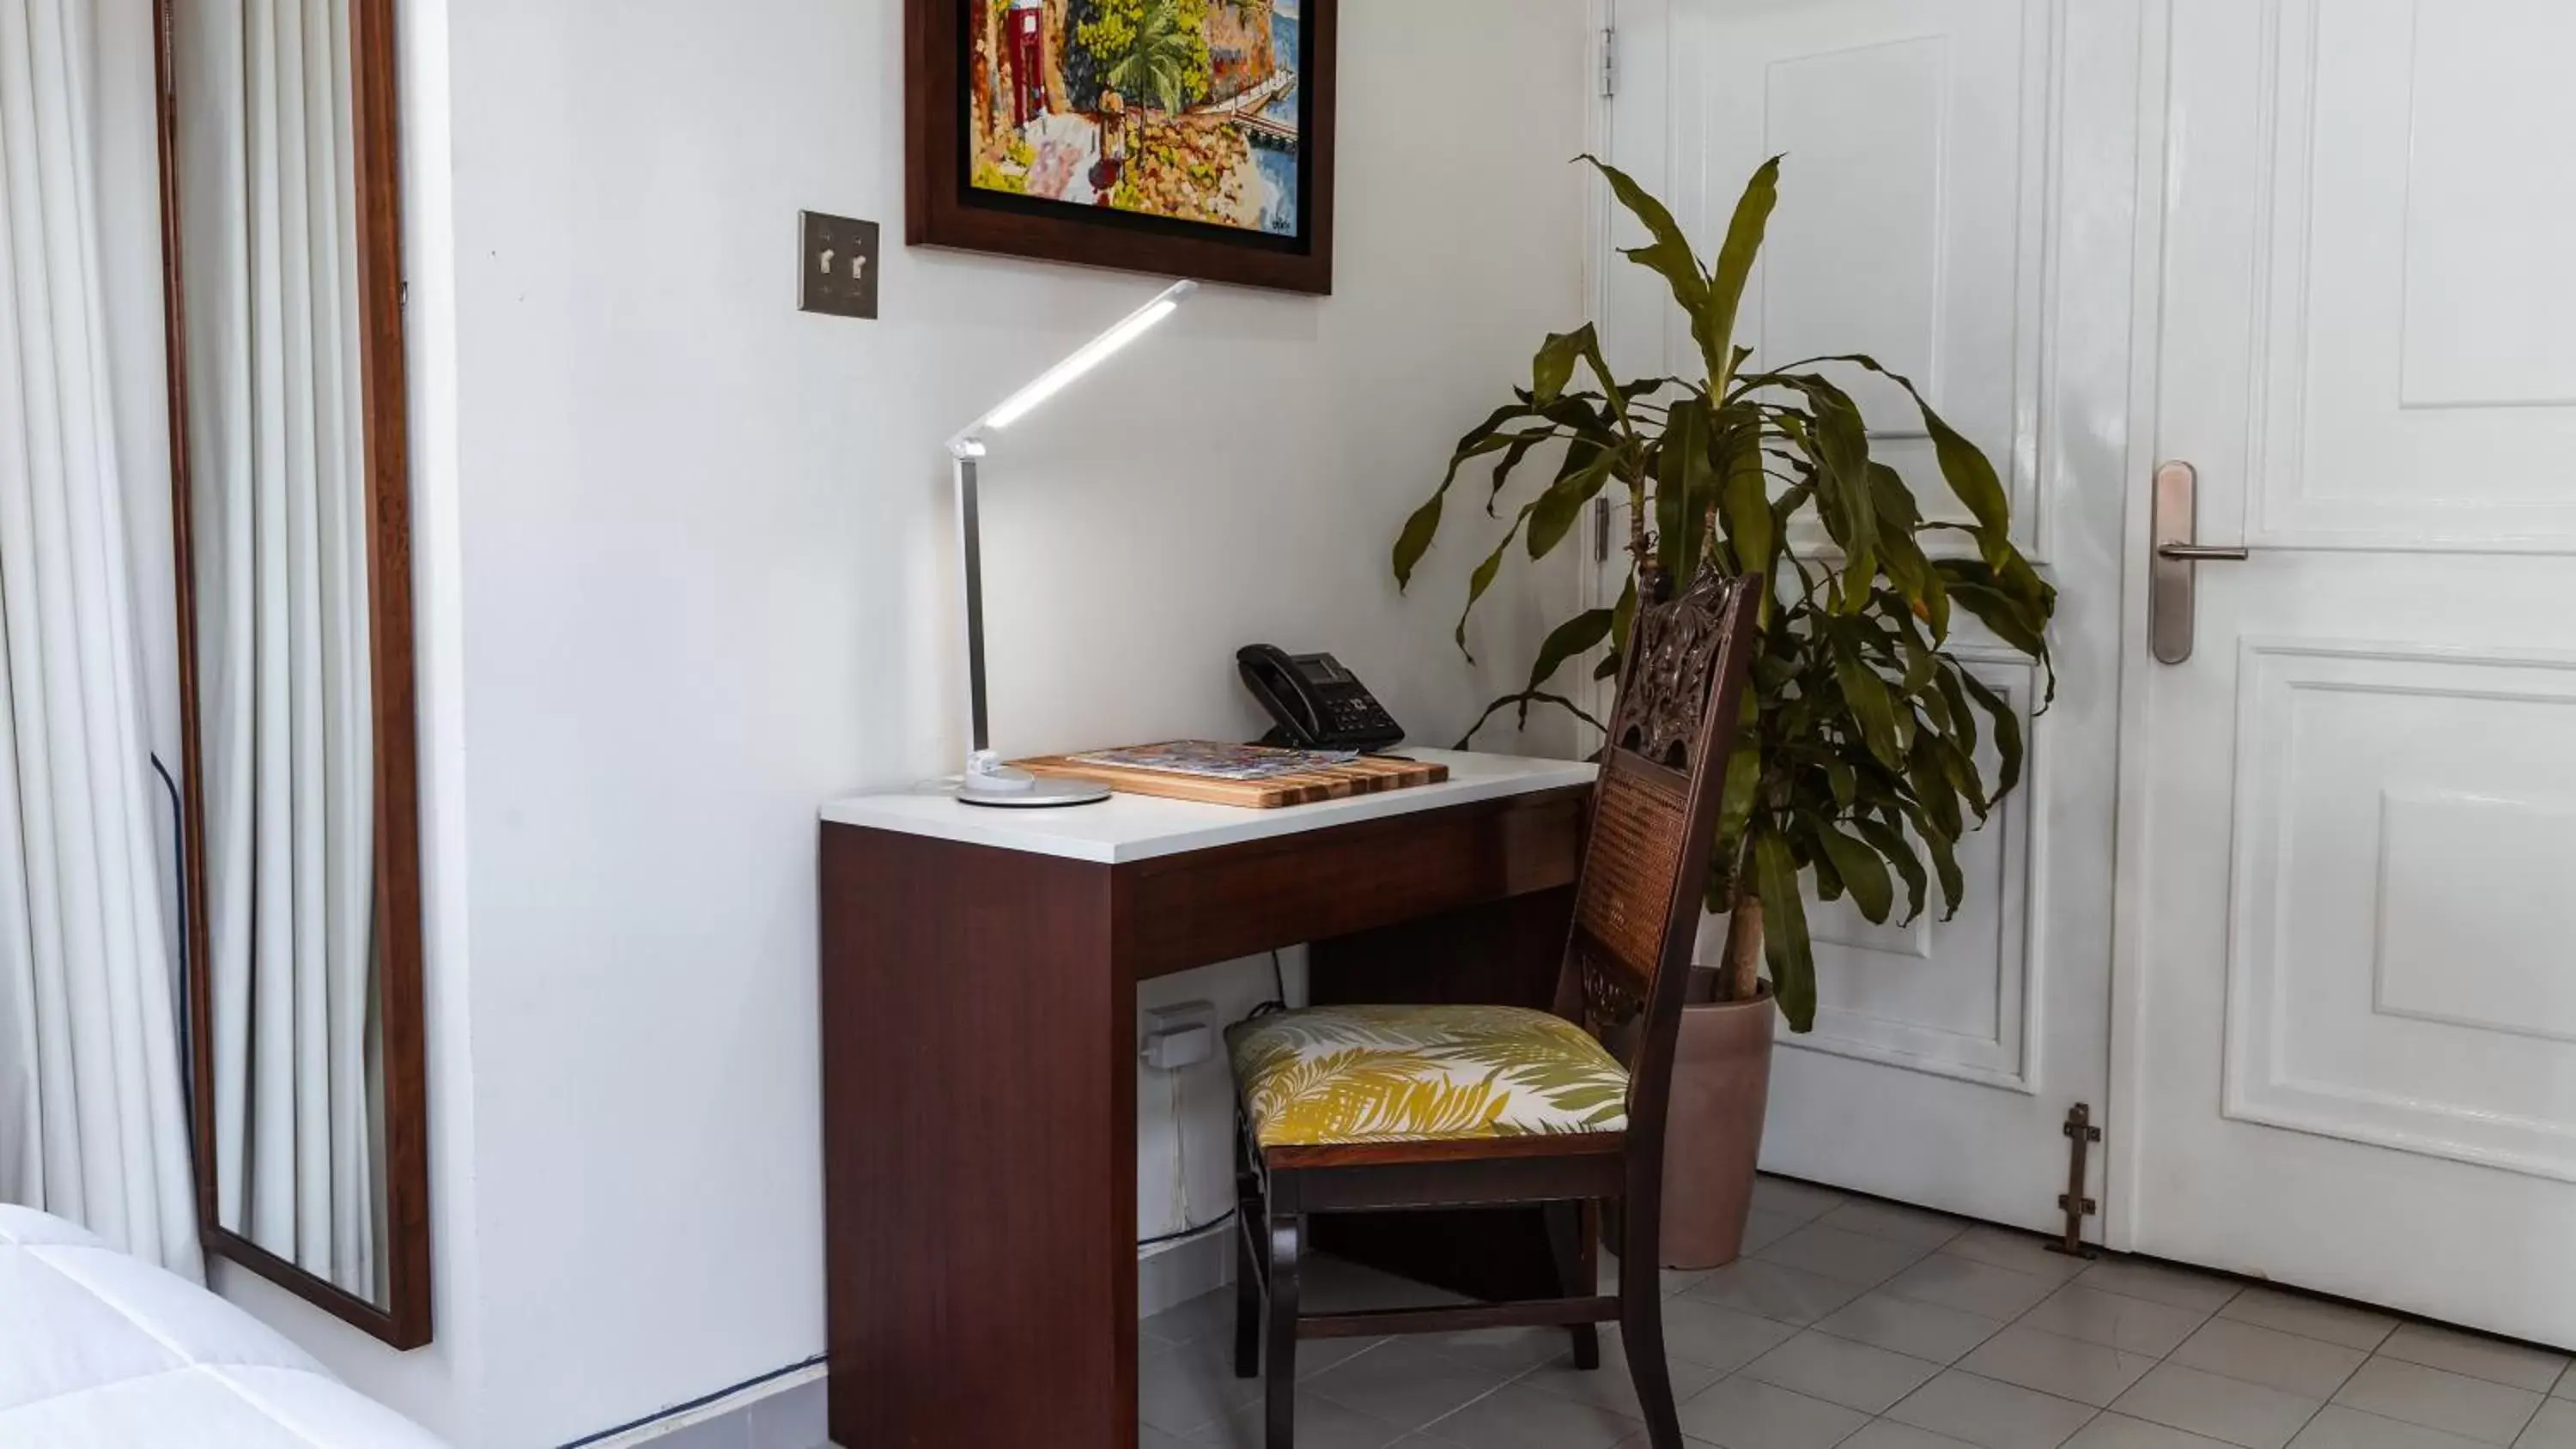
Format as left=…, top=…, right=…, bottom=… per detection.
left=2149, top=462, right=2251, bottom=664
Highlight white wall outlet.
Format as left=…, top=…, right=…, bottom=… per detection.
left=1142, top=1001, right=1217, bottom=1071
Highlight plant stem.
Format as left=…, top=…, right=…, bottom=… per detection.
left=1723, top=891, right=1764, bottom=1003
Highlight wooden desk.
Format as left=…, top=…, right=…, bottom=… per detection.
left=817, top=750, right=1595, bottom=1449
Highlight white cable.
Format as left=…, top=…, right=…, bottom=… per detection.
left=1170, top=1069, right=1192, bottom=1235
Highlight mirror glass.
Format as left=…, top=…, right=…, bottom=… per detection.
left=166, top=0, right=406, bottom=1317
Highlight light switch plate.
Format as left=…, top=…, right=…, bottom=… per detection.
left=799, top=210, right=878, bottom=319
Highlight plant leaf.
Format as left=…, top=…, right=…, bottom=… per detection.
left=1607, top=571, right=1638, bottom=664
left=1814, top=825, right=1894, bottom=925
left=1922, top=822, right=1965, bottom=919
left=1523, top=609, right=1614, bottom=696
left=1528, top=441, right=1623, bottom=559
left=1956, top=667, right=2026, bottom=797
left=1483, top=429, right=1550, bottom=516
left=1655, top=398, right=1711, bottom=583
left=1704, top=156, right=1783, bottom=395
left=1907, top=736, right=1964, bottom=841
left=1753, top=830, right=1818, bottom=1032
left=1820, top=757, right=1856, bottom=809
left=1579, top=155, right=1710, bottom=336
left=1935, top=560, right=2050, bottom=660
left=1454, top=689, right=1607, bottom=749
left=1397, top=402, right=1546, bottom=588
left=1851, top=816, right=1927, bottom=923
left=1391, top=492, right=1444, bottom=594
left=1455, top=501, right=1537, bottom=658
left=1532, top=328, right=1587, bottom=405
left=1933, top=665, right=1979, bottom=761
left=1715, top=742, right=1760, bottom=867
left=1715, top=421, right=1775, bottom=605
left=1829, top=634, right=1904, bottom=769
left=1778, top=353, right=2014, bottom=549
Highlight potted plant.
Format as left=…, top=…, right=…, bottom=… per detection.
left=1390, top=156, right=2055, bottom=1267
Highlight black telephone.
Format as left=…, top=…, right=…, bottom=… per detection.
left=1236, top=645, right=1405, bottom=751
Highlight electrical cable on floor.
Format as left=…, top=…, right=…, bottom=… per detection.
left=1139, top=1210, right=1236, bottom=1250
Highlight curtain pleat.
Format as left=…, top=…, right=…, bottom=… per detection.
left=178, top=0, right=376, bottom=1300
left=0, top=0, right=204, bottom=1279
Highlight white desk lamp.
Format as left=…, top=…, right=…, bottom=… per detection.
left=945, top=278, right=1197, bottom=808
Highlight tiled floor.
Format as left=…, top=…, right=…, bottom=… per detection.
left=1134, top=1176, right=2576, bottom=1449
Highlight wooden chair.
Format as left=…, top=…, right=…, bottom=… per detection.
left=1223, top=567, right=1763, bottom=1449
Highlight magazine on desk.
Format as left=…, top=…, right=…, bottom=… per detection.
left=1065, top=740, right=1362, bottom=781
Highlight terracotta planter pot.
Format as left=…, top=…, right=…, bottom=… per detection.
left=1656, top=969, right=1776, bottom=1269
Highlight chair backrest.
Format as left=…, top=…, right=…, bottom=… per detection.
left=1555, top=566, right=1762, bottom=1121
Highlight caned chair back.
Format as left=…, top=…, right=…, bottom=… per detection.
left=1558, top=567, right=1761, bottom=1125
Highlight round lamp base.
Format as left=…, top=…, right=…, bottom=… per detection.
left=956, top=776, right=1112, bottom=808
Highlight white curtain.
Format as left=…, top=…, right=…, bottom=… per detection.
left=175, top=0, right=379, bottom=1300
left=0, top=0, right=204, bottom=1278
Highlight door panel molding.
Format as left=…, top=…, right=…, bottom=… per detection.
left=2222, top=636, right=2576, bottom=1183
left=2242, top=0, right=2576, bottom=552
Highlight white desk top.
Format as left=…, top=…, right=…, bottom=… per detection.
left=818, top=749, right=1598, bottom=864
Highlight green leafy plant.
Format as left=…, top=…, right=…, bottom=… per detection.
left=1390, top=156, right=2056, bottom=1033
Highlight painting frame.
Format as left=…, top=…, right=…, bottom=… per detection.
left=906, top=0, right=1338, bottom=294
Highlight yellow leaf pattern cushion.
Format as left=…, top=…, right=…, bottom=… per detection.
left=1226, top=1004, right=1629, bottom=1150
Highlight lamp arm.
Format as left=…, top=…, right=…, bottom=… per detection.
left=954, top=450, right=993, bottom=761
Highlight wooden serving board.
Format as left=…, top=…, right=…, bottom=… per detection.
left=1014, top=750, right=1449, bottom=809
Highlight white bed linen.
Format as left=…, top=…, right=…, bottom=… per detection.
left=0, top=1206, right=445, bottom=1447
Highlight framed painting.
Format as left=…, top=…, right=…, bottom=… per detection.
left=906, top=0, right=1338, bottom=294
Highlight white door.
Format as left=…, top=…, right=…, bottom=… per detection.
left=2117, top=0, right=2576, bottom=1346
left=1595, top=0, right=2142, bottom=1236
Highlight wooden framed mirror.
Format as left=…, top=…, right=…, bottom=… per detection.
left=152, top=0, right=431, bottom=1348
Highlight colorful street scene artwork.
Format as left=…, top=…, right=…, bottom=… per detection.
left=968, top=0, right=1303, bottom=236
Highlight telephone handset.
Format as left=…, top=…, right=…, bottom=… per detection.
left=1235, top=645, right=1405, bottom=751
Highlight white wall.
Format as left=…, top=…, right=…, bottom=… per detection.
left=222, top=0, right=1595, bottom=1444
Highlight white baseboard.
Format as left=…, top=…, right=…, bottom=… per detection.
left=586, top=1364, right=824, bottom=1448
left=1139, top=1219, right=1235, bottom=1318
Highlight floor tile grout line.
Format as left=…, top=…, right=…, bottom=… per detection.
left=2372, top=1339, right=2576, bottom=1397
left=2499, top=1385, right=2550, bottom=1449
left=2315, top=1397, right=2545, bottom=1449
left=2269, top=1361, right=2356, bottom=1449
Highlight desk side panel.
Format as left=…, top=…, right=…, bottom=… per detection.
left=820, top=824, right=1133, bottom=1449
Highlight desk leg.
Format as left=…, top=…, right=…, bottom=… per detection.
left=1306, top=886, right=1577, bottom=1304
left=820, top=828, right=1134, bottom=1449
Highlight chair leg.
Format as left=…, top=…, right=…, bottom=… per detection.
left=1262, top=1200, right=1304, bottom=1449
left=1618, top=1192, right=1684, bottom=1449
left=1233, top=1130, right=1263, bottom=1379
left=1547, top=1201, right=1601, bottom=1370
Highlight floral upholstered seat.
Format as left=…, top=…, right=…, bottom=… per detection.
left=1224, top=1003, right=1630, bottom=1150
